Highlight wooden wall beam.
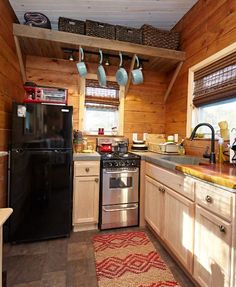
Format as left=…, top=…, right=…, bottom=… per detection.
left=125, top=54, right=136, bottom=96
left=164, top=61, right=183, bottom=103
left=14, top=35, right=26, bottom=83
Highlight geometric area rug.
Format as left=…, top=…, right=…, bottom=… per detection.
left=93, top=231, right=181, bottom=287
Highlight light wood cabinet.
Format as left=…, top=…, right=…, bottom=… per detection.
left=194, top=206, right=232, bottom=287
left=144, top=161, right=236, bottom=287
left=73, top=161, right=100, bottom=231
left=194, top=182, right=234, bottom=287
left=163, top=186, right=194, bottom=273
left=144, top=164, right=194, bottom=272
left=145, top=175, right=164, bottom=236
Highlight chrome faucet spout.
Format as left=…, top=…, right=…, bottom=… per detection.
left=190, top=123, right=216, bottom=164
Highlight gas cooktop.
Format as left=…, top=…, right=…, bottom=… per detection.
left=99, top=152, right=140, bottom=168
left=99, top=151, right=140, bottom=160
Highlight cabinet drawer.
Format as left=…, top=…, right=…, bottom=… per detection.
left=195, top=180, right=233, bottom=221
left=74, top=161, right=100, bottom=176
left=146, top=163, right=194, bottom=200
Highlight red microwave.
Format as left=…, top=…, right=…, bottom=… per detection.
left=24, top=85, right=68, bottom=105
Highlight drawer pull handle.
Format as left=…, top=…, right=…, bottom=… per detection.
left=219, top=225, right=226, bottom=233
left=205, top=195, right=212, bottom=203
left=85, top=167, right=90, bottom=172
left=95, top=178, right=99, bottom=183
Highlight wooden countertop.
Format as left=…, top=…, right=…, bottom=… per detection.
left=176, top=163, right=236, bottom=189
left=0, top=208, right=13, bottom=226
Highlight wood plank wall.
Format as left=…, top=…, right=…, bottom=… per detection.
left=0, top=0, right=24, bottom=207
left=165, top=0, right=236, bottom=145
left=124, top=72, right=166, bottom=143
left=26, top=56, right=166, bottom=144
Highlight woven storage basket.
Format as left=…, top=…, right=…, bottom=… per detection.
left=58, top=17, right=85, bottom=34
left=141, top=24, right=180, bottom=50
left=115, top=25, right=142, bottom=44
left=86, top=20, right=115, bottom=39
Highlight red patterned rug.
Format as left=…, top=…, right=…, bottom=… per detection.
left=93, top=231, right=181, bottom=287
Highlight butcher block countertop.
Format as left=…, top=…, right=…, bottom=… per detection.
left=176, top=163, right=236, bottom=189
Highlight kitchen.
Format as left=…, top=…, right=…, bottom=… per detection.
left=1, top=0, right=236, bottom=286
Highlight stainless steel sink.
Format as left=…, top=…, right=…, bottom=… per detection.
left=161, top=155, right=207, bottom=165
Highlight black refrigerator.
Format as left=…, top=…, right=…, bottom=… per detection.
left=8, top=103, right=73, bottom=243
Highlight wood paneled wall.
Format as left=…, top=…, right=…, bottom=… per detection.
left=26, top=56, right=166, bottom=144
left=124, top=72, right=166, bottom=143
left=0, top=0, right=24, bottom=207
left=165, top=0, right=236, bottom=141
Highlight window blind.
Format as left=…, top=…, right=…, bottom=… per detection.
left=193, top=52, right=236, bottom=106
left=85, top=79, right=119, bottom=110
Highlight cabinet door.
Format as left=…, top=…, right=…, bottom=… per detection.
left=144, top=175, right=164, bottom=236
left=194, top=206, right=232, bottom=287
left=73, top=176, right=99, bottom=225
left=163, top=187, right=194, bottom=273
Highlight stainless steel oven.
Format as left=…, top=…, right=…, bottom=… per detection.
left=99, top=150, right=140, bottom=230
left=102, top=167, right=139, bottom=205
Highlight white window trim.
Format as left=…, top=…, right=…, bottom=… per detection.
left=187, top=42, right=236, bottom=137
left=78, top=74, right=124, bottom=135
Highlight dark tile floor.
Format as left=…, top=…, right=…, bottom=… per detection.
left=3, top=227, right=196, bottom=287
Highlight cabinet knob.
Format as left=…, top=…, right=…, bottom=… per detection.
left=219, top=225, right=226, bottom=233
left=205, top=195, right=212, bottom=203
left=95, top=178, right=99, bottom=183
left=85, top=167, right=90, bottom=172
left=158, top=187, right=165, bottom=193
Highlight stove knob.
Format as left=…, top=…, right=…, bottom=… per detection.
left=108, top=162, right=113, bottom=168
left=126, top=160, right=131, bottom=167
left=131, top=160, right=136, bottom=166
left=114, top=161, right=119, bottom=167
left=121, top=161, right=125, bottom=167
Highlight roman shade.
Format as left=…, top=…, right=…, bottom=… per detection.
left=85, top=79, right=119, bottom=110
left=193, top=52, right=236, bottom=106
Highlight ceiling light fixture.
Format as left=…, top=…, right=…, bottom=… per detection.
left=104, top=57, right=110, bottom=66
left=69, top=53, right=74, bottom=61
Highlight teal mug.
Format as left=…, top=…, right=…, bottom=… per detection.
left=131, top=55, right=143, bottom=85
left=76, top=47, right=87, bottom=78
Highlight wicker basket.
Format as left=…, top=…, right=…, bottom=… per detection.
left=58, top=17, right=85, bottom=34
left=86, top=20, right=115, bottom=39
left=115, top=25, right=142, bottom=44
left=141, top=24, right=180, bottom=50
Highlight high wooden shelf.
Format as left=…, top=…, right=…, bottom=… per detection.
left=13, top=23, right=185, bottom=98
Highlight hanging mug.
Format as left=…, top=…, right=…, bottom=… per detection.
left=116, top=52, right=128, bottom=86
left=76, top=47, right=87, bottom=77
left=131, top=55, right=143, bottom=85
left=97, top=49, right=107, bottom=87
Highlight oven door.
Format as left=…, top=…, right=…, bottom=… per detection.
left=102, top=168, right=139, bottom=205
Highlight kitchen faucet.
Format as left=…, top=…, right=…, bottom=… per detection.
left=189, top=123, right=216, bottom=164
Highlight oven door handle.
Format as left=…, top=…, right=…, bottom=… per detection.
left=104, top=169, right=138, bottom=174
left=103, top=204, right=138, bottom=212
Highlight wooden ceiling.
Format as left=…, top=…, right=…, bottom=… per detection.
left=9, top=0, right=197, bottom=30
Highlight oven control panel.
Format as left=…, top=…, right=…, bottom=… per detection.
left=102, top=159, right=140, bottom=168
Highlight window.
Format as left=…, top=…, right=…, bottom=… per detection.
left=192, top=98, right=236, bottom=135
left=83, top=80, right=120, bottom=135
left=189, top=49, right=236, bottom=137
